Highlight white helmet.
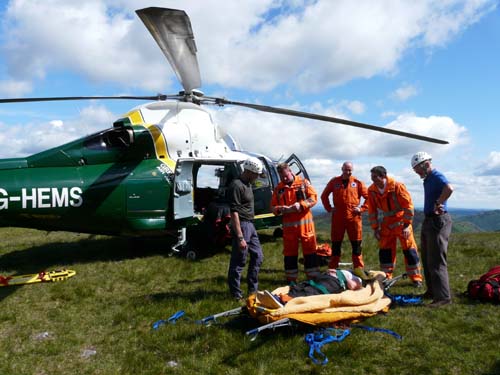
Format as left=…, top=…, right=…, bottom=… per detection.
left=411, top=151, right=432, bottom=168
left=243, top=157, right=263, bottom=174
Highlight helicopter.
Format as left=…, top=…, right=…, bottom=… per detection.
left=0, top=7, right=447, bottom=259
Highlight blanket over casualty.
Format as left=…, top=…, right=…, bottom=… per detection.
left=247, top=272, right=391, bottom=325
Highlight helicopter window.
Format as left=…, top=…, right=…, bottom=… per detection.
left=193, top=164, right=232, bottom=214
left=107, top=128, right=133, bottom=147
left=254, top=171, right=270, bottom=189
left=175, top=181, right=192, bottom=194
left=196, top=164, right=222, bottom=189
left=84, top=128, right=133, bottom=150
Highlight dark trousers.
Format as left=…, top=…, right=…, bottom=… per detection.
left=421, top=213, right=452, bottom=301
left=227, top=221, right=263, bottom=299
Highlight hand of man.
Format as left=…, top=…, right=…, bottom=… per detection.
left=373, top=229, right=381, bottom=240
left=238, top=238, right=247, bottom=251
left=272, top=206, right=284, bottom=215
left=402, top=226, right=410, bottom=239
left=434, top=202, right=445, bottom=215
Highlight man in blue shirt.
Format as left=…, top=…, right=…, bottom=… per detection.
left=411, top=152, right=454, bottom=308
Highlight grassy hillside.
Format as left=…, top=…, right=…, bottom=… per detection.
left=0, top=226, right=499, bottom=374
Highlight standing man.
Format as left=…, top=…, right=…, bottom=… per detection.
left=411, top=152, right=454, bottom=307
left=271, top=162, right=320, bottom=283
left=227, top=157, right=264, bottom=301
left=320, top=161, right=368, bottom=272
left=367, top=166, right=423, bottom=286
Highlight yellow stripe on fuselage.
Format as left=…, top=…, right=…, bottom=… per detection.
left=254, top=213, right=276, bottom=219
left=127, top=110, right=144, bottom=126
left=124, top=109, right=176, bottom=171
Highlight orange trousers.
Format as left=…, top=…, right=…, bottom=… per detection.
left=378, top=224, right=422, bottom=282
left=283, top=223, right=319, bottom=281
left=329, top=212, right=364, bottom=269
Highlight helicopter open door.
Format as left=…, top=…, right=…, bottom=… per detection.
left=173, top=159, right=195, bottom=220
left=285, top=153, right=310, bottom=180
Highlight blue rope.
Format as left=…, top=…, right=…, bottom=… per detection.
left=152, top=310, right=185, bottom=330
left=351, top=324, right=402, bottom=340
left=385, top=292, right=423, bottom=306
left=304, top=328, right=350, bottom=365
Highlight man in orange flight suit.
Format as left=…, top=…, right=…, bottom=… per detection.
left=271, top=162, right=319, bottom=283
left=367, top=166, right=423, bottom=286
left=321, top=161, right=368, bottom=271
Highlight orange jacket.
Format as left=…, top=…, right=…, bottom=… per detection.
left=271, top=175, right=317, bottom=224
left=321, top=175, right=368, bottom=219
left=367, top=177, right=414, bottom=230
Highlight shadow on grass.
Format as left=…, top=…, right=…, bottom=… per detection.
left=140, top=275, right=230, bottom=303
left=218, top=315, right=314, bottom=367
left=0, top=229, right=283, bottom=273
left=0, top=236, right=178, bottom=302
left=0, top=230, right=285, bottom=303
left=138, top=272, right=283, bottom=303
left=0, top=236, right=172, bottom=273
left=483, top=360, right=500, bottom=375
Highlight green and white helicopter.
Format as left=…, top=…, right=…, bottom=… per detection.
left=0, top=7, right=447, bottom=258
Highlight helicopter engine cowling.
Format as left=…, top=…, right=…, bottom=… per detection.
left=125, top=101, right=238, bottom=162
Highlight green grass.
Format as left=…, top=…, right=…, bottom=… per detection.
left=0, top=227, right=499, bottom=375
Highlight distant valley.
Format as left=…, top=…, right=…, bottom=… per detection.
left=312, top=208, right=500, bottom=233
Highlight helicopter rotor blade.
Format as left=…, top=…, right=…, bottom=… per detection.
left=136, top=7, right=201, bottom=95
left=213, top=98, right=448, bottom=145
left=0, top=95, right=172, bottom=104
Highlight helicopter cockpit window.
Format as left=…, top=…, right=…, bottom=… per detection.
left=84, top=128, right=134, bottom=150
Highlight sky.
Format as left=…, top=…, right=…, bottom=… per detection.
left=0, top=0, right=499, bottom=210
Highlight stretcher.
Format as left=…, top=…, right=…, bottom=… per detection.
left=248, top=271, right=391, bottom=327
left=0, top=269, right=76, bottom=287
left=199, top=271, right=394, bottom=338
left=164, top=271, right=409, bottom=365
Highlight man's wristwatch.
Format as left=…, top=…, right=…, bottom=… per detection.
left=238, top=236, right=244, bottom=241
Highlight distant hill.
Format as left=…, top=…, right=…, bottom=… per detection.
left=447, top=208, right=492, bottom=217
left=453, top=209, right=500, bottom=232
left=312, top=209, right=500, bottom=234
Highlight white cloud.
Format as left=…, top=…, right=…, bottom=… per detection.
left=50, top=120, right=63, bottom=128
left=212, top=105, right=467, bottom=162
left=2, top=0, right=174, bottom=92
left=419, top=0, right=497, bottom=47
left=339, top=100, right=366, bottom=115
left=392, top=84, right=418, bottom=101
left=1, top=0, right=496, bottom=94
left=477, top=151, right=500, bottom=176
left=0, top=79, right=33, bottom=97
left=0, top=103, right=115, bottom=157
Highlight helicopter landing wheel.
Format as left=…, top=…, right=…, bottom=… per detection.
left=185, top=249, right=197, bottom=260
left=273, top=227, right=283, bottom=238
